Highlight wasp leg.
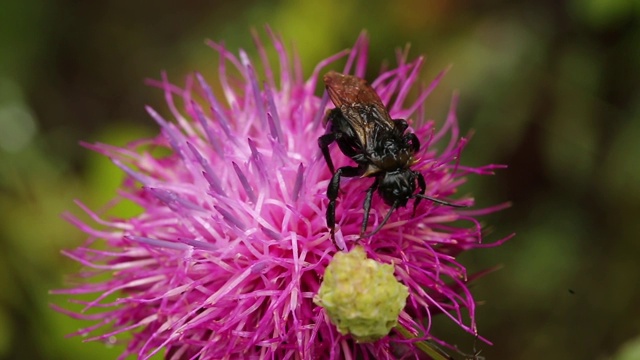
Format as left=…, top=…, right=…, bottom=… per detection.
left=414, top=171, right=426, bottom=216
left=327, top=166, right=361, bottom=241
left=361, top=200, right=399, bottom=238
left=393, top=119, right=408, bottom=133
left=405, top=132, right=420, bottom=153
left=361, top=178, right=379, bottom=237
left=318, top=132, right=339, bottom=174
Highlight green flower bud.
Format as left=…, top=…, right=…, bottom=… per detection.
left=314, top=246, right=409, bottom=342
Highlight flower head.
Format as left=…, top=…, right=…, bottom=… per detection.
left=55, top=29, right=509, bottom=359
left=314, top=245, right=409, bottom=343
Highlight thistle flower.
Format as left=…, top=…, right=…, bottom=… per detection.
left=314, top=245, right=409, bottom=343
left=54, top=29, right=510, bottom=359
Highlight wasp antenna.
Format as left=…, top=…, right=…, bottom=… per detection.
left=414, top=194, right=468, bottom=208
left=361, top=201, right=398, bottom=238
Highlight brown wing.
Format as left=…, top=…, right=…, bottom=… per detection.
left=323, top=71, right=395, bottom=147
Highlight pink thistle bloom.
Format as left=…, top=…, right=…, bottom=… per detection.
left=54, top=30, right=510, bottom=359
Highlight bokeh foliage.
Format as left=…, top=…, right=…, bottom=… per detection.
left=1, top=0, right=639, bottom=359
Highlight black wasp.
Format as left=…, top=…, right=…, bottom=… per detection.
left=318, top=71, right=465, bottom=240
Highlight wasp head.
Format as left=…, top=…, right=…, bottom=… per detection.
left=378, top=170, right=416, bottom=208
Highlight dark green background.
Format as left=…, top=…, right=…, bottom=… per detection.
left=1, top=0, right=639, bottom=359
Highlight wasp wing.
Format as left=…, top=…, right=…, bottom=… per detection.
left=323, top=71, right=395, bottom=147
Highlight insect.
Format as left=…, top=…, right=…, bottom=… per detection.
left=318, top=71, right=465, bottom=240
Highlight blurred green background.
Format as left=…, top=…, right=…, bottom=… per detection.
left=1, top=0, right=639, bottom=359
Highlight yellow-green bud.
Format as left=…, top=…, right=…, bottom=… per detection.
left=313, top=246, right=409, bottom=342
